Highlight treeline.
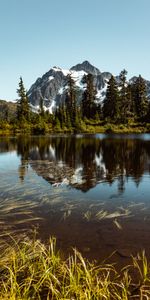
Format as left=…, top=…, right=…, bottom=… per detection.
left=54, top=69, right=150, bottom=129
left=103, top=70, right=149, bottom=123
left=54, top=73, right=101, bottom=130
left=0, top=71, right=150, bottom=133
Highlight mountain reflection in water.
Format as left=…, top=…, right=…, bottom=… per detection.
left=0, top=134, right=150, bottom=263
left=6, top=134, right=150, bottom=192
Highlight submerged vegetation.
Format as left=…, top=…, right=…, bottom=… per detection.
left=0, top=235, right=150, bottom=299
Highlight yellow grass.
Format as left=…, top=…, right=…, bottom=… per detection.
left=0, top=235, right=150, bottom=299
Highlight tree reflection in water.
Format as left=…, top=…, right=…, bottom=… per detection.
left=1, top=135, right=149, bottom=193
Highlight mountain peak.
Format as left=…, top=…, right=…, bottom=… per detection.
left=70, top=60, right=101, bottom=76
left=27, top=61, right=150, bottom=114
left=81, top=60, right=93, bottom=66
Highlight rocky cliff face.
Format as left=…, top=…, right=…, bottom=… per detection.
left=27, top=61, right=150, bottom=113
left=70, top=60, right=101, bottom=75
left=27, top=61, right=112, bottom=113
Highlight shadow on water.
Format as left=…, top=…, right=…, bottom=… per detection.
left=0, top=134, right=150, bottom=265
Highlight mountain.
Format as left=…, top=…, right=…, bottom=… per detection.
left=0, top=99, right=17, bottom=120
left=27, top=61, right=150, bottom=113
left=70, top=60, right=101, bottom=75
left=27, top=61, right=111, bottom=113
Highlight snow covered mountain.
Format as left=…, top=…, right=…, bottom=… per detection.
left=27, top=61, right=111, bottom=113
left=27, top=61, right=150, bottom=113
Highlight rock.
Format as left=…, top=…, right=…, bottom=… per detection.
left=116, top=249, right=131, bottom=258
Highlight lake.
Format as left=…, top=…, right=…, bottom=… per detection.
left=0, top=134, right=150, bottom=264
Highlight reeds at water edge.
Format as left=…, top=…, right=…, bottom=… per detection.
left=0, top=233, right=150, bottom=299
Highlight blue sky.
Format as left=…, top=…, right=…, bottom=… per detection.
left=0, top=0, right=150, bottom=100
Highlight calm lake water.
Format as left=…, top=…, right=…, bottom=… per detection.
left=0, top=134, right=150, bottom=263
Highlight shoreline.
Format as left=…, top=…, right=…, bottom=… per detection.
left=1, top=123, right=150, bottom=136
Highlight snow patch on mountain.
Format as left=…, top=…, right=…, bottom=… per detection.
left=52, top=66, right=70, bottom=76
left=49, top=76, right=54, bottom=81
left=58, top=87, right=66, bottom=95
left=71, top=70, right=87, bottom=88
left=96, top=84, right=108, bottom=102
left=29, top=103, right=39, bottom=113
left=48, top=99, right=56, bottom=114
left=29, top=100, right=56, bottom=114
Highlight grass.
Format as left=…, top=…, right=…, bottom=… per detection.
left=1, top=121, right=150, bottom=136
left=0, top=236, right=150, bottom=299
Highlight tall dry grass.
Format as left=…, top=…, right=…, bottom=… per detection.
left=0, top=235, right=149, bottom=299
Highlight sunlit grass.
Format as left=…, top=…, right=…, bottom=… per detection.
left=0, top=235, right=150, bottom=299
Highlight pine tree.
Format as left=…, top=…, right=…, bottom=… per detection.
left=53, top=107, right=61, bottom=130
left=146, top=102, right=150, bottom=122
left=65, top=75, right=77, bottom=127
left=57, top=103, right=67, bottom=129
left=17, top=77, right=30, bottom=121
left=133, top=75, right=148, bottom=119
left=96, top=102, right=102, bottom=121
left=81, top=74, right=97, bottom=120
left=126, top=83, right=135, bottom=119
left=103, top=75, right=119, bottom=122
left=40, top=97, right=45, bottom=117
left=118, top=69, right=128, bottom=123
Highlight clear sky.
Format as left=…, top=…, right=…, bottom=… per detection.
left=0, top=0, right=150, bottom=100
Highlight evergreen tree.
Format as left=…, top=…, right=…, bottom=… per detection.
left=103, top=75, right=119, bottom=122
left=65, top=75, right=77, bottom=127
left=146, top=101, right=150, bottom=122
left=118, top=69, right=128, bottom=123
left=53, top=107, right=61, bottom=130
left=40, top=97, right=45, bottom=117
left=17, top=77, right=30, bottom=121
left=57, top=103, right=66, bottom=129
left=133, top=75, right=148, bottom=119
left=81, top=74, right=97, bottom=119
left=126, top=83, right=135, bottom=119
left=96, top=102, right=102, bottom=121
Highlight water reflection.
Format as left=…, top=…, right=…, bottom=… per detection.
left=1, top=135, right=150, bottom=261
left=1, top=135, right=150, bottom=192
